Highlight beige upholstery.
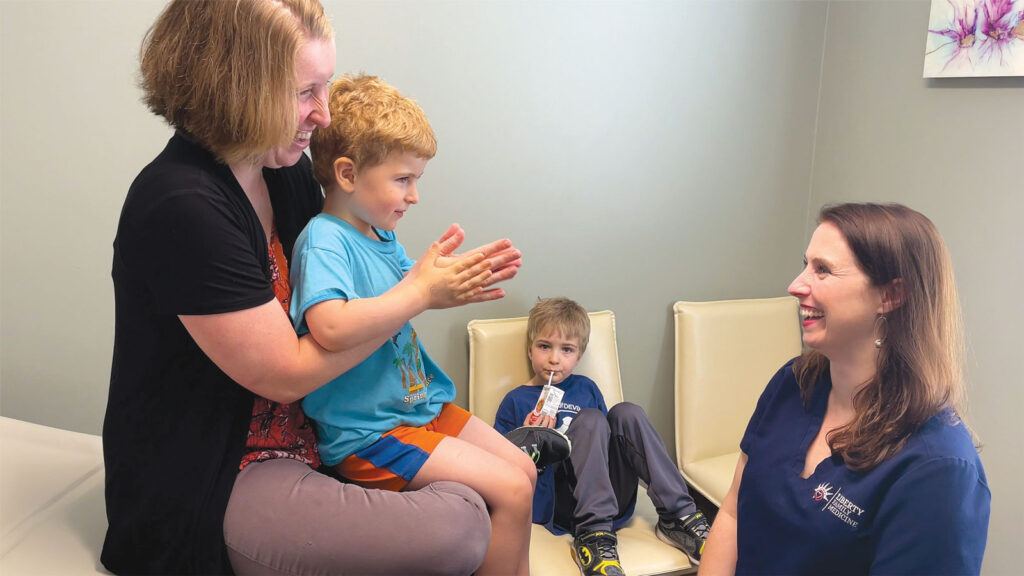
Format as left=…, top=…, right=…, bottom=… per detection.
left=468, top=310, right=624, bottom=416
left=672, top=297, right=802, bottom=507
left=468, top=311, right=693, bottom=576
left=1, top=417, right=111, bottom=575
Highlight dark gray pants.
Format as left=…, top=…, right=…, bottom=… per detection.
left=224, top=458, right=491, bottom=575
left=555, top=402, right=697, bottom=535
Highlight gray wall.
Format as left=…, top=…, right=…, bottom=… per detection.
left=328, top=0, right=825, bottom=440
left=1, top=0, right=824, bottom=442
left=2, top=0, right=172, bottom=432
left=1, top=1, right=1019, bottom=573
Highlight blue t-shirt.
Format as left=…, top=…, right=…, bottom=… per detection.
left=495, top=374, right=621, bottom=534
left=290, top=214, right=455, bottom=466
left=737, top=358, right=990, bottom=576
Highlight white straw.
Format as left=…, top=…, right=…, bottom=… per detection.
left=547, top=371, right=554, bottom=386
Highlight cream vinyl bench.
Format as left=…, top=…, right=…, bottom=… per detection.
left=0, top=416, right=111, bottom=575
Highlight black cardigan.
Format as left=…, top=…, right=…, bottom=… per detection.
left=102, top=132, right=322, bottom=574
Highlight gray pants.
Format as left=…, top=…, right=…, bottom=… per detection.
left=224, top=458, right=490, bottom=575
left=555, top=402, right=697, bottom=535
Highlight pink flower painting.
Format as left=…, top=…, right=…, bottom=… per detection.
left=924, top=0, right=1024, bottom=76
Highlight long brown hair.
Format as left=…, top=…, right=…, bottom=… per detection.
left=139, top=0, right=333, bottom=164
left=795, top=203, right=969, bottom=471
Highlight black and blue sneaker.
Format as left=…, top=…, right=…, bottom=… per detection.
left=503, top=426, right=571, bottom=470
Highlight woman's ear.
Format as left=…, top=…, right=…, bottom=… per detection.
left=881, top=278, right=905, bottom=313
left=333, top=157, right=357, bottom=193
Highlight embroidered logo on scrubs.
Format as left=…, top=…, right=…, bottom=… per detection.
left=813, top=483, right=834, bottom=501
left=812, top=483, right=865, bottom=528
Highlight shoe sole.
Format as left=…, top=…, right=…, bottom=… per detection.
left=655, top=526, right=701, bottom=566
left=537, top=426, right=572, bottom=455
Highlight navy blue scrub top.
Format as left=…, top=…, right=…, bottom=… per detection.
left=736, top=359, right=989, bottom=576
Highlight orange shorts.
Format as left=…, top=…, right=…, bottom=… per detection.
left=334, top=403, right=472, bottom=492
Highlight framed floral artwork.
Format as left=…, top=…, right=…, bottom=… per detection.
left=924, top=0, right=1024, bottom=77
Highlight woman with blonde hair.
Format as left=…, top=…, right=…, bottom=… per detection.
left=700, top=203, right=990, bottom=575
left=103, top=1, right=518, bottom=574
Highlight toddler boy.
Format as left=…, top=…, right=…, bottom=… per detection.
left=495, top=297, right=709, bottom=576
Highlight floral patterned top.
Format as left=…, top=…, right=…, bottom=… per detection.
left=239, top=227, right=321, bottom=470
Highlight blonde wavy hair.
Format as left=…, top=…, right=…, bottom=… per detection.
left=139, top=0, right=333, bottom=164
left=796, top=203, right=971, bottom=471
left=526, top=297, right=591, bottom=357
left=311, top=74, right=436, bottom=190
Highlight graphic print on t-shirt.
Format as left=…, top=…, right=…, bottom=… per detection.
left=391, top=328, right=434, bottom=405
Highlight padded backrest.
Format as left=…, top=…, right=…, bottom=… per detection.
left=673, top=297, right=802, bottom=467
left=468, top=310, right=624, bottom=425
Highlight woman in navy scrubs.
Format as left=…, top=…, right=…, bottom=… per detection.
left=700, top=203, right=989, bottom=576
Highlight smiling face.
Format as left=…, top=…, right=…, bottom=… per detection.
left=262, top=37, right=336, bottom=169
left=335, top=150, right=429, bottom=240
left=528, top=328, right=582, bottom=386
left=788, top=222, right=885, bottom=362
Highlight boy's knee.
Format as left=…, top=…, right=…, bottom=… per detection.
left=525, top=459, right=538, bottom=486
left=512, top=448, right=538, bottom=486
left=608, top=401, right=646, bottom=425
left=511, top=466, right=535, bottom=500
left=569, top=407, right=609, bottom=435
left=490, top=466, right=534, bottom=518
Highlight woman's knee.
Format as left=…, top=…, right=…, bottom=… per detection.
left=428, top=479, right=489, bottom=514
left=423, top=481, right=491, bottom=571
